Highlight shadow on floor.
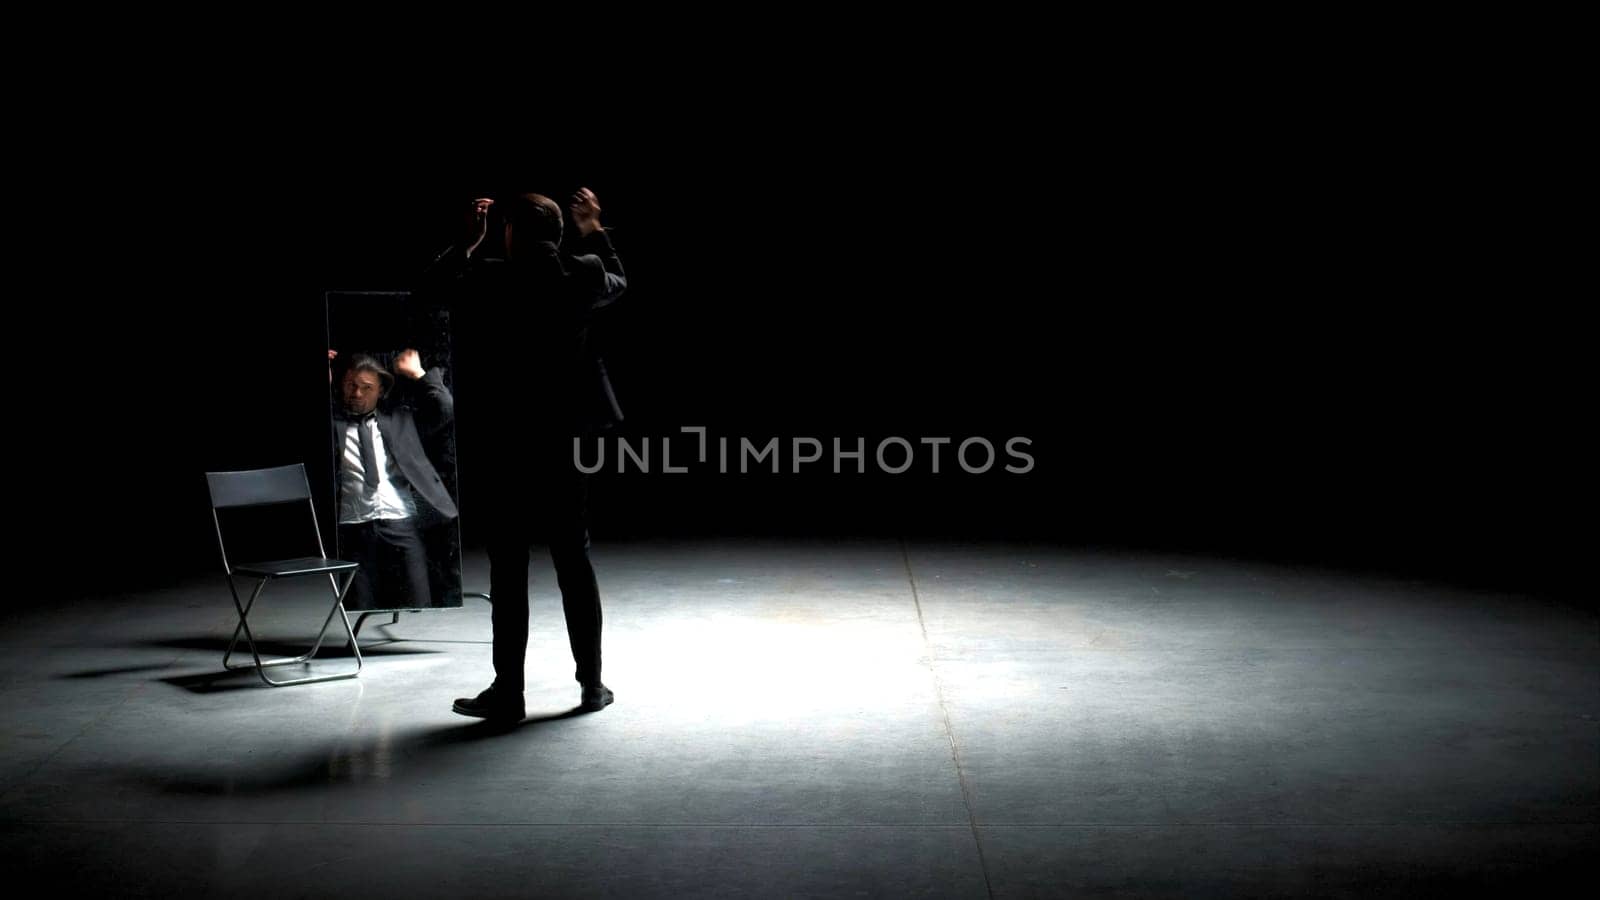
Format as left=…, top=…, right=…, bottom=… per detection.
left=115, top=705, right=602, bottom=797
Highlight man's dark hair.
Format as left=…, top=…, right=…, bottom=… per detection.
left=342, top=353, right=394, bottom=396
left=502, top=192, right=564, bottom=244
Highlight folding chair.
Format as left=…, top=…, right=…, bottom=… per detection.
left=205, top=463, right=363, bottom=686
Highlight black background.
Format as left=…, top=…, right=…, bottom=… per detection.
left=28, top=73, right=1583, bottom=600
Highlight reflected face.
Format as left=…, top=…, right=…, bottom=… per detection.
left=341, top=369, right=382, bottom=416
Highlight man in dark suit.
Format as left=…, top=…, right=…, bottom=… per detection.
left=333, top=350, right=459, bottom=611
left=436, top=188, right=627, bottom=721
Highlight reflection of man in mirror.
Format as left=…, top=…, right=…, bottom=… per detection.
left=332, top=350, right=460, bottom=610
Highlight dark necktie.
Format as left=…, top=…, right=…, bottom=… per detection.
left=356, top=414, right=380, bottom=495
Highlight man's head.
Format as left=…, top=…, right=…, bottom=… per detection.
left=340, top=354, right=392, bottom=416
left=501, top=192, right=563, bottom=258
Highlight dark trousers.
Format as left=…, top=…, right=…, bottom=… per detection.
left=339, top=517, right=431, bottom=611
left=482, top=437, right=602, bottom=691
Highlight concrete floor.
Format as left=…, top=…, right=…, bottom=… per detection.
left=1, top=539, right=1594, bottom=897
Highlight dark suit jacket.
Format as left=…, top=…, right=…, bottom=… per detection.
left=333, top=367, right=459, bottom=521
left=428, top=230, right=629, bottom=444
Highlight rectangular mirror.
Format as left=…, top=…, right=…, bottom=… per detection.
left=326, top=291, right=463, bottom=612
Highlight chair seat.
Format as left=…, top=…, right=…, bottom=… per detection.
left=233, top=557, right=360, bottom=578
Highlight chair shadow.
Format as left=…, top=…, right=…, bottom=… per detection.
left=141, top=635, right=444, bottom=659
left=134, top=704, right=604, bottom=797
left=55, top=636, right=444, bottom=691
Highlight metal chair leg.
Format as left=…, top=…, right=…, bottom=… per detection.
left=224, top=577, right=326, bottom=671
left=222, top=570, right=363, bottom=686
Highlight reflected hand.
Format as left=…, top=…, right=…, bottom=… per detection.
left=328, top=349, right=337, bottom=384
left=465, top=197, right=493, bottom=256
left=570, top=187, right=602, bottom=237
left=396, top=348, right=424, bottom=380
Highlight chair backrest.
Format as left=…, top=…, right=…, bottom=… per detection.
left=206, top=464, right=312, bottom=509
left=205, top=464, right=326, bottom=574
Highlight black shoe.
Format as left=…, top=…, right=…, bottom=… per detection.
left=579, top=683, right=614, bottom=712
left=453, top=685, right=525, bottom=721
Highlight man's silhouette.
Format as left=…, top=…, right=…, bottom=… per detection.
left=431, top=188, right=626, bottom=721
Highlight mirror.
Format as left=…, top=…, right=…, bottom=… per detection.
left=325, top=291, right=463, bottom=611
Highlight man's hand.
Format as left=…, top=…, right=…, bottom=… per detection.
left=464, top=197, right=494, bottom=256
left=328, top=349, right=337, bottom=384
left=570, top=187, right=603, bottom=237
left=395, top=348, right=425, bottom=380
